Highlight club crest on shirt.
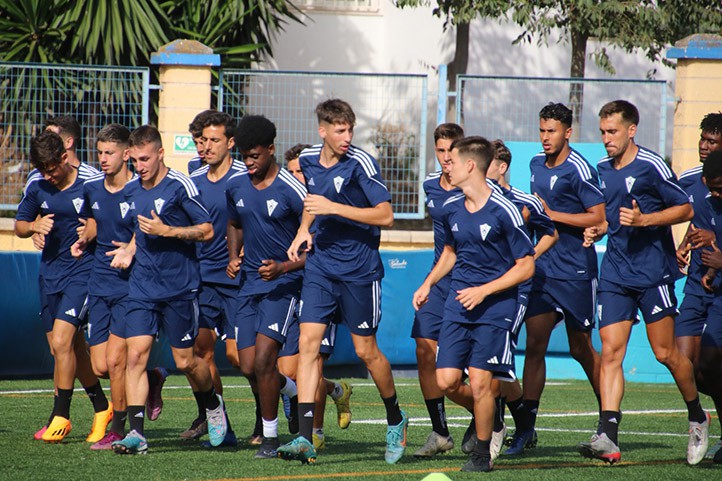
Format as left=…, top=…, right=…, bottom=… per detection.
left=267, top=198, right=278, bottom=216
left=625, top=176, right=636, bottom=193
left=154, top=198, right=165, bottom=214
left=334, top=176, right=344, bottom=194
left=72, top=197, right=84, bottom=214
left=119, top=202, right=130, bottom=219
left=550, top=175, right=558, bottom=190
left=480, top=223, right=491, bottom=240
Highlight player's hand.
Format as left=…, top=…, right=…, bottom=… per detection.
left=688, top=224, right=716, bottom=249
left=70, top=237, right=87, bottom=259
left=287, top=229, right=313, bottom=262
left=700, top=241, right=722, bottom=269
left=619, top=199, right=645, bottom=227
left=676, top=243, right=691, bottom=272
left=702, top=268, right=718, bottom=292
left=32, top=233, right=45, bottom=250
left=304, top=194, right=336, bottom=216
left=583, top=223, right=606, bottom=247
left=32, top=213, right=55, bottom=235
left=534, top=193, right=554, bottom=219
left=137, top=210, right=170, bottom=236
left=76, top=218, right=87, bottom=237
left=258, top=259, right=285, bottom=281
left=412, top=284, right=431, bottom=311
left=226, top=257, right=242, bottom=279
left=456, top=285, right=488, bottom=311
left=107, top=240, right=134, bottom=269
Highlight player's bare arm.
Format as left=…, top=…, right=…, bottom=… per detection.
left=137, top=209, right=213, bottom=242
left=619, top=200, right=693, bottom=227
left=455, top=255, right=534, bottom=311
left=304, top=194, right=393, bottom=228
left=412, top=244, right=457, bottom=311
left=287, top=209, right=315, bottom=262
left=226, top=219, right=244, bottom=279
left=15, top=213, right=55, bottom=238
left=536, top=195, right=605, bottom=229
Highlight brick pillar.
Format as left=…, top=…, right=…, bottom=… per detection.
left=667, top=34, right=722, bottom=175
left=150, top=40, right=220, bottom=174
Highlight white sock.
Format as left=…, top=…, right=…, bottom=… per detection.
left=280, top=376, right=298, bottom=398
left=330, top=382, right=343, bottom=400
left=262, top=417, right=278, bottom=439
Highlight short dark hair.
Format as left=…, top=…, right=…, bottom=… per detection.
left=599, top=100, right=640, bottom=126
left=189, top=109, right=216, bottom=137
left=491, top=139, right=511, bottom=166
left=234, top=115, right=277, bottom=151
left=284, top=143, right=312, bottom=162
left=703, top=150, right=722, bottom=181
left=700, top=112, right=722, bottom=136
left=315, top=99, right=356, bottom=126
left=45, top=116, right=81, bottom=149
left=539, top=102, right=573, bottom=128
left=30, top=131, right=66, bottom=170
left=451, top=136, right=494, bottom=175
left=433, top=123, right=464, bottom=143
left=97, top=123, right=131, bottom=146
left=129, top=125, right=162, bottom=149
left=201, top=111, right=235, bottom=139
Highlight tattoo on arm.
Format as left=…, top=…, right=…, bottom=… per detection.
left=172, top=227, right=205, bottom=241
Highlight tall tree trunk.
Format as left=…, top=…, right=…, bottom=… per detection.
left=447, top=22, right=469, bottom=122
left=569, top=30, right=587, bottom=142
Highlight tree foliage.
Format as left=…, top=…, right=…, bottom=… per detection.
left=395, top=0, right=722, bottom=78
left=0, top=0, right=301, bottom=66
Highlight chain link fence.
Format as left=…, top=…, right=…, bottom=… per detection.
left=219, top=70, right=429, bottom=219
left=0, top=62, right=149, bottom=210
left=455, top=75, right=667, bottom=158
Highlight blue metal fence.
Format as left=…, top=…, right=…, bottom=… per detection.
left=0, top=62, right=150, bottom=210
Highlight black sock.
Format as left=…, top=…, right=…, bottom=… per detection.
left=56, top=388, right=73, bottom=419
left=298, top=402, right=315, bottom=442
left=253, top=390, right=262, bottom=435
left=193, top=391, right=207, bottom=422
left=224, top=402, right=233, bottom=433
left=507, top=397, right=531, bottom=432
left=84, top=381, right=109, bottom=413
left=425, top=397, right=449, bottom=437
left=600, top=410, right=621, bottom=446
left=382, top=393, right=403, bottom=426
left=48, top=395, right=59, bottom=425
left=523, top=399, right=540, bottom=428
left=110, top=410, right=127, bottom=435
left=203, top=388, right=220, bottom=411
left=127, top=405, right=145, bottom=436
left=493, top=397, right=505, bottom=432
left=474, top=438, right=491, bottom=458
left=685, top=396, right=706, bottom=424
left=147, top=368, right=159, bottom=390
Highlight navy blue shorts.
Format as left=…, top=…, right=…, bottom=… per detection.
left=234, top=281, right=301, bottom=350
left=40, top=279, right=89, bottom=333
left=676, top=293, right=711, bottom=338
left=702, top=297, right=722, bottom=349
left=525, top=277, right=597, bottom=332
left=510, top=283, right=531, bottom=349
left=411, top=283, right=447, bottom=341
left=86, top=294, right=128, bottom=346
left=124, top=297, right=199, bottom=349
left=436, top=321, right=515, bottom=382
left=197, top=283, right=238, bottom=340
left=597, top=279, right=677, bottom=328
left=299, top=273, right=381, bottom=337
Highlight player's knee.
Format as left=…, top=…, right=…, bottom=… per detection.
left=652, top=346, right=675, bottom=366
left=253, top=351, right=275, bottom=377
left=415, top=342, right=436, bottom=367
left=436, top=373, right=460, bottom=394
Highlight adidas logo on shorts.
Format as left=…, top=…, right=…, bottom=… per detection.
left=181, top=333, right=192, bottom=342
left=268, top=323, right=279, bottom=332
left=357, top=322, right=370, bottom=329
